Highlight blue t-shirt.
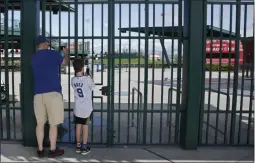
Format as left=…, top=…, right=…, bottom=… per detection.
left=31, top=49, right=64, bottom=95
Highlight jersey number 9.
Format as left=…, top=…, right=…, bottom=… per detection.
left=77, top=88, right=84, bottom=98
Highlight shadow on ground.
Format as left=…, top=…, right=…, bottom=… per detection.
left=0, top=144, right=254, bottom=163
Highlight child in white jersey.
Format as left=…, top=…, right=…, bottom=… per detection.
left=71, top=58, right=95, bottom=155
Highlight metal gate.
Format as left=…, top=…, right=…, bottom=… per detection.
left=199, top=0, right=254, bottom=146
left=0, top=0, right=253, bottom=147
left=0, top=0, right=183, bottom=146
left=37, top=0, right=184, bottom=145
left=0, top=1, right=23, bottom=142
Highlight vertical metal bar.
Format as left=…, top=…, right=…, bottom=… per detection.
left=0, top=7, right=3, bottom=139
left=137, top=3, right=141, bottom=144
left=224, top=4, right=233, bottom=144
left=101, top=3, right=104, bottom=143
left=83, top=4, right=86, bottom=62
left=117, top=3, right=121, bottom=144
left=159, top=4, right=165, bottom=144
left=36, top=0, right=40, bottom=35
left=107, top=0, right=114, bottom=146
left=143, top=0, right=149, bottom=145
left=215, top=4, right=223, bottom=144
left=127, top=3, right=131, bottom=144
left=237, top=4, right=247, bottom=144
left=247, top=31, right=254, bottom=145
left=100, top=4, right=103, bottom=86
left=49, top=4, right=52, bottom=48
left=21, top=0, right=38, bottom=146
left=82, top=4, right=85, bottom=60
left=206, top=4, right=214, bottom=144
left=230, top=0, right=241, bottom=145
left=48, top=3, right=54, bottom=142
left=41, top=0, right=46, bottom=35
left=11, top=4, right=16, bottom=139
left=132, top=88, right=135, bottom=127
left=91, top=3, right=94, bottom=143
left=175, top=0, right=182, bottom=144
left=4, top=0, right=11, bottom=140
left=150, top=3, right=155, bottom=144
left=138, top=91, right=143, bottom=143
left=58, top=1, right=62, bottom=84
left=110, top=2, right=115, bottom=145
left=107, top=1, right=112, bottom=146
left=74, top=1, right=78, bottom=58
left=198, top=0, right=207, bottom=145
left=84, top=5, right=86, bottom=61
left=67, top=4, right=71, bottom=142
left=181, top=0, right=205, bottom=149
left=74, top=0, right=78, bottom=144
left=168, top=4, right=175, bottom=144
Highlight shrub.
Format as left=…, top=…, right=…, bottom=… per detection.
left=205, top=64, right=234, bottom=71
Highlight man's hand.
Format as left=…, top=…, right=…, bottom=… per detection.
left=62, top=47, right=68, bottom=55
left=61, top=46, right=69, bottom=65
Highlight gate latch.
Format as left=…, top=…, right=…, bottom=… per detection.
left=110, top=129, right=115, bottom=139
left=99, top=86, right=108, bottom=96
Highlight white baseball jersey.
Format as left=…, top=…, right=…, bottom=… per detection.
left=71, top=76, right=95, bottom=118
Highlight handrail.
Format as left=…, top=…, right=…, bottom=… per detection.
left=166, top=87, right=231, bottom=127
left=131, top=87, right=143, bottom=143
left=166, top=87, right=180, bottom=127
left=205, top=88, right=231, bottom=115
left=0, top=19, right=20, bottom=28
left=131, top=87, right=143, bottom=126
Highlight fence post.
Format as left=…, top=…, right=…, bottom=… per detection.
left=180, top=0, right=206, bottom=150
left=107, top=0, right=115, bottom=146
left=21, top=0, right=37, bottom=147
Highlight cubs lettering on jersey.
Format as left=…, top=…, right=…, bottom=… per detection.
left=71, top=76, right=95, bottom=118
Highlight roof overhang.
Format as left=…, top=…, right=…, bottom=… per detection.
left=0, top=0, right=75, bottom=13
left=119, top=25, right=237, bottom=38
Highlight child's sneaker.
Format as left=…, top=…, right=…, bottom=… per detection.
left=81, top=147, right=91, bottom=155
left=76, top=142, right=81, bottom=153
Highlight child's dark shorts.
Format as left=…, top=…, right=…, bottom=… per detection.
left=74, top=114, right=92, bottom=125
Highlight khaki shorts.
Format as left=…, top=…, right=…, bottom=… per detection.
left=34, top=92, right=64, bottom=125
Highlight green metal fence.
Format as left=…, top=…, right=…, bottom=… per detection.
left=0, top=0, right=253, bottom=147
left=199, top=0, right=254, bottom=146
left=0, top=1, right=22, bottom=141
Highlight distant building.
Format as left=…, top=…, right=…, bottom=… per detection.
left=205, top=39, right=244, bottom=65
left=149, top=54, right=161, bottom=60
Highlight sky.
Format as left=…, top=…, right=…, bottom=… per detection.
left=2, top=1, right=254, bottom=57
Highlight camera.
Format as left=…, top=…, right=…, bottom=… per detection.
left=59, top=46, right=66, bottom=51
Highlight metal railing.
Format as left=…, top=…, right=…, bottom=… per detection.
left=166, top=87, right=179, bottom=127
left=166, top=87, right=231, bottom=127
left=205, top=88, right=230, bottom=110
left=0, top=18, right=20, bottom=29
left=131, top=87, right=143, bottom=143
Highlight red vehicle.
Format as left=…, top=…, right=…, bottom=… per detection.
left=205, top=39, right=244, bottom=65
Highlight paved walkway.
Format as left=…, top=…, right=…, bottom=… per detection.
left=1, top=143, right=254, bottom=163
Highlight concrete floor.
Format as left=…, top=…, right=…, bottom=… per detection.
left=1, top=143, right=254, bottom=162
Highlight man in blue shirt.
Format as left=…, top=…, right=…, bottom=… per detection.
left=31, top=35, right=68, bottom=158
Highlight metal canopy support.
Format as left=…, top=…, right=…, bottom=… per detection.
left=158, top=32, right=171, bottom=68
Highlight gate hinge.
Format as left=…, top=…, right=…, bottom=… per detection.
left=110, top=130, right=115, bottom=138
